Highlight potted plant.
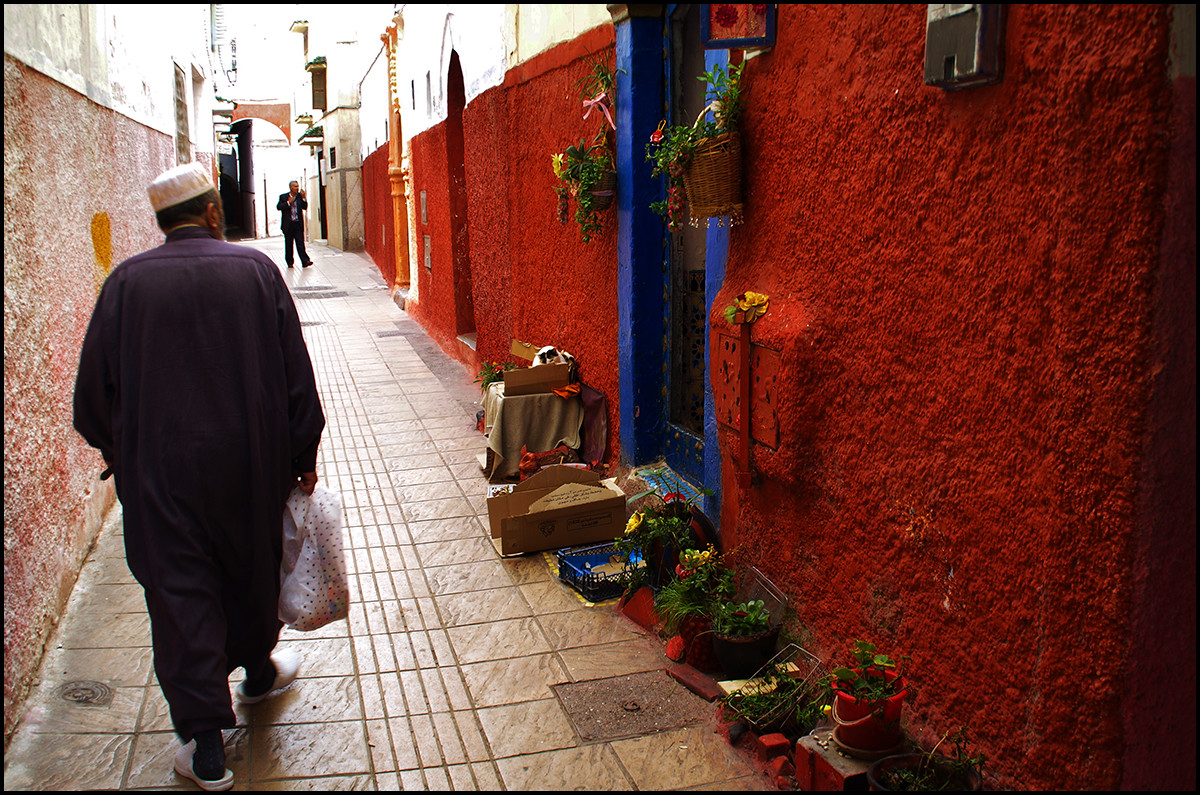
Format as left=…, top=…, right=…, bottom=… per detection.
left=654, top=545, right=734, bottom=671
left=552, top=135, right=615, bottom=243
left=710, top=598, right=779, bottom=679
left=474, top=360, right=517, bottom=393
left=552, top=54, right=620, bottom=243
left=615, top=487, right=712, bottom=591
left=645, top=62, right=745, bottom=230
left=867, top=728, right=985, bottom=791
left=829, top=640, right=912, bottom=757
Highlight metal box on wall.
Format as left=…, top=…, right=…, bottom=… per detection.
left=924, top=4, right=1005, bottom=90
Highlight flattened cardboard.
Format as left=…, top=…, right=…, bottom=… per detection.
left=510, top=339, right=540, bottom=362
left=486, top=465, right=625, bottom=556
left=503, top=362, right=571, bottom=395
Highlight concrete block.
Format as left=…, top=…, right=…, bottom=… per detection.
left=757, top=732, right=791, bottom=762
left=796, top=728, right=872, bottom=790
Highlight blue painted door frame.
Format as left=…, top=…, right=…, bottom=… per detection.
left=613, top=5, right=728, bottom=521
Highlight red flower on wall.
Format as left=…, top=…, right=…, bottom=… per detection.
left=714, top=5, right=739, bottom=28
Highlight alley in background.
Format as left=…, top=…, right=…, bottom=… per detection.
left=2, top=239, right=770, bottom=792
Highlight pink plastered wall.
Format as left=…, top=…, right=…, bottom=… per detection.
left=3, top=56, right=179, bottom=744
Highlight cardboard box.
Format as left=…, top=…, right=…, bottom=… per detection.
left=502, top=362, right=571, bottom=395
left=510, top=339, right=540, bottom=362
left=486, top=466, right=626, bottom=556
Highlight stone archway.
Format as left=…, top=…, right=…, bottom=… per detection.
left=230, top=102, right=292, bottom=142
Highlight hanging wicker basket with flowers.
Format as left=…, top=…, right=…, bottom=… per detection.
left=646, top=63, right=745, bottom=230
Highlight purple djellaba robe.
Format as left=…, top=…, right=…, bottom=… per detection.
left=73, top=225, right=326, bottom=741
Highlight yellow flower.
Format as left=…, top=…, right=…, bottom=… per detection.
left=551, top=153, right=565, bottom=179
left=821, top=704, right=832, bottom=717
left=737, top=291, right=769, bottom=322
left=625, top=511, right=644, bottom=535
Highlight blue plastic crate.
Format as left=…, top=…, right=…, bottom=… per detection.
left=556, top=543, right=642, bottom=603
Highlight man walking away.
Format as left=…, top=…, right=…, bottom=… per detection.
left=74, top=162, right=327, bottom=791
left=278, top=179, right=314, bottom=268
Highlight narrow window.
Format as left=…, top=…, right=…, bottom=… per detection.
left=173, top=64, right=190, bottom=163
left=312, top=69, right=327, bottom=111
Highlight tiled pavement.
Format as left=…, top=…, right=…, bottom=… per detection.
left=3, top=239, right=772, bottom=791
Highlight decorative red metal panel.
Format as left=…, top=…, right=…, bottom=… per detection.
left=714, top=332, right=780, bottom=448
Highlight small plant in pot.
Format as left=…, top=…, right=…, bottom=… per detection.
left=867, top=727, right=984, bottom=791
left=552, top=135, right=615, bottom=243
left=654, top=545, right=734, bottom=671
left=474, top=360, right=516, bottom=393
left=829, top=639, right=912, bottom=757
left=710, top=599, right=779, bottom=679
left=615, top=486, right=711, bottom=591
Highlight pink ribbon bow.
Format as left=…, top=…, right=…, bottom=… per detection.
left=583, top=92, right=615, bottom=131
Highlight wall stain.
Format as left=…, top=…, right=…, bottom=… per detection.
left=90, top=212, right=112, bottom=293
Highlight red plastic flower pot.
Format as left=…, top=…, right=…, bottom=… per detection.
left=679, top=615, right=719, bottom=672
left=831, top=669, right=908, bottom=754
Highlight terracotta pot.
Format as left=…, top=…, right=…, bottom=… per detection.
left=678, top=614, right=719, bottom=672
left=831, top=669, right=909, bottom=756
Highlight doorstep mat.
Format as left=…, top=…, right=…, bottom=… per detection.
left=634, top=465, right=702, bottom=502
left=552, top=670, right=710, bottom=742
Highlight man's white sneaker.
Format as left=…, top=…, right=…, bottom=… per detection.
left=173, top=740, right=233, bottom=791
left=235, top=649, right=301, bottom=704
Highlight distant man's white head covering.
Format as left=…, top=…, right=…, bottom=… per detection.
left=147, top=162, right=214, bottom=212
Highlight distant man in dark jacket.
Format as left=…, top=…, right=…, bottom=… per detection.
left=74, top=162, right=326, bottom=791
left=277, top=179, right=314, bottom=268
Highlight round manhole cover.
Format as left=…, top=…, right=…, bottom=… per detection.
left=57, top=680, right=114, bottom=706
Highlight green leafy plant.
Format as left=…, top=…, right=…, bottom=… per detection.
left=653, top=545, right=735, bottom=634
left=574, top=51, right=622, bottom=112
left=645, top=62, right=744, bottom=230
left=874, top=728, right=985, bottom=791
left=474, top=361, right=516, bottom=393
left=712, top=599, right=771, bottom=637
left=722, top=658, right=832, bottom=735
left=552, top=135, right=615, bottom=243
left=615, top=484, right=712, bottom=586
left=551, top=55, right=621, bottom=244
left=830, top=639, right=911, bottom=705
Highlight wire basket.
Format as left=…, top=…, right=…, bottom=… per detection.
left=723, top=644, right=831, bottom=734
left=736, top=565, right=788, bottom=630
left=683, top=131, right=743, bottom=221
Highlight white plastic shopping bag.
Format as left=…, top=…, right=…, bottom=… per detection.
left=279, top=484, right=350, bottom=631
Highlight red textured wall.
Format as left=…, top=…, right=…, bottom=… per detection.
left=710, top=5, right=1189, bottom=789
left=407, top=25, right=621, bottom=466
left=361, top=143, right=396, bottom=285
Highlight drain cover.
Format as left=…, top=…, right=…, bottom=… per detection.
left=57, top=680, right=114, bottom=706
left=553, top=670, right=708, bottom=741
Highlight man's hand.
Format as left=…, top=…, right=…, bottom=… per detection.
left=297, top=471, right=318, bottom=495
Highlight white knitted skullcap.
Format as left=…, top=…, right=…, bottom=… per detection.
left=147, top=162, right=214, bottom=212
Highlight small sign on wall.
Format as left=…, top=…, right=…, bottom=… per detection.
left=701, top=4, right=777, bottom=49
